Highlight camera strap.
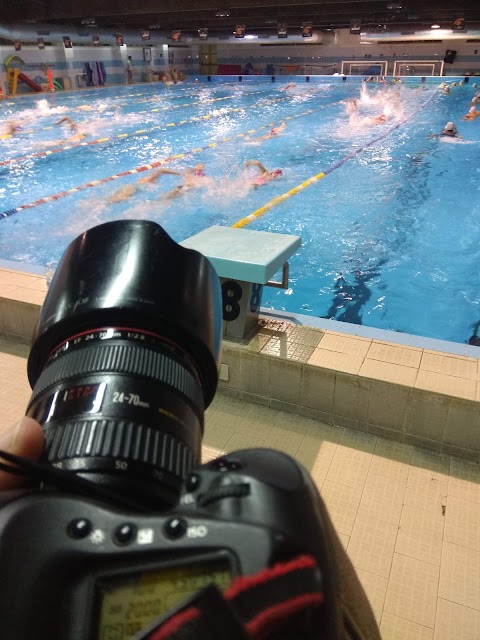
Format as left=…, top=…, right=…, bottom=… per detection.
left=135, top=554, right=324, bottom=640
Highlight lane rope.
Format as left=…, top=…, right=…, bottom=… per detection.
left=0, top=87, right=276, bottom=146
left=0, top=100, right=344, bottom=219
left=0, top=93, right=297, bottom=165
left=231, top=89, right=440, bottom=229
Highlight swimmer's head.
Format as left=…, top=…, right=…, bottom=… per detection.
left=469, top=106, right=477, bottom=113
left=270, top=169, right=283, bottom=178
left=444, top=121, right=456, bottom=131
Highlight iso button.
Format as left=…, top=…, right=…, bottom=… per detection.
left=114, top=523, right=137, bottom=545
left=164, top=517, right=188, bottom=539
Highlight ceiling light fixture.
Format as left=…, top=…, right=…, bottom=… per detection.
left=431, top=24, right=440, bottom=29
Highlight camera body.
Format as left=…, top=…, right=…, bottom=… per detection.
left=0, top=448, right=342, bottom=640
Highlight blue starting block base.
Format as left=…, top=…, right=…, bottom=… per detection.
left=181, top=225, right=301, bottom=340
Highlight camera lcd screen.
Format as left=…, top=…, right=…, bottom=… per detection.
left=97, top=559, right=232, bottom=639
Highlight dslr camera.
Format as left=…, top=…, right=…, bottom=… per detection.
left=0, top=221, right=379, bottom=640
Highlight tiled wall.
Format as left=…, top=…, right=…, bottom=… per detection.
left=218, top=318, right=480, bottom=462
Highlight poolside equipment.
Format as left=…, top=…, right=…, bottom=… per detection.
left=4, top=55, right=43, bottom=94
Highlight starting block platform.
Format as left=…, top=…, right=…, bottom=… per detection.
left=181, top=225, right=301, bottom=339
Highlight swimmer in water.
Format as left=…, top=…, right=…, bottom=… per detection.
left=371, top=113, right=388, bottom=125
left=280, top=83, right=296, bottom=91
left=471, top=91, right=480, bottom=105
left=462, top=106, right=480, bottom=121
left=109, top=165, right=207, bottom=203
left=346, top=99, right=358, bottom=115
left=250, top=121, right=286, bottom=143
left=162, top=164, right=210, bottom=199
left=244, top=160, right=283, bottom=187
left=430, top=121, right=462, bottom=139
left=56, top=116, right=87, bottom=142
left=2, top=121, right=22, bottom=136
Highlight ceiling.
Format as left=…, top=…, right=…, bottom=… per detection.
left=3, top=0, right=480, bottom=38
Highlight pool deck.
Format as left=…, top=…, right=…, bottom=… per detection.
left=1, top=263, right=480, bottom=462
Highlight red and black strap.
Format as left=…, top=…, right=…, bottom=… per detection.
left=144, top=555, right=324, bottom=640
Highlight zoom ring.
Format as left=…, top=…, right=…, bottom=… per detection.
left=31, top=342, right=203, bottom=409
left=44, top=418, right=196, bottom=477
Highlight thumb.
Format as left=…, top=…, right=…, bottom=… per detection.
left=0, top=417, right=44, bottom=491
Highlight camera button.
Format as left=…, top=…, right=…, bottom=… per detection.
left=114, top=523, right=137, bottom=545
left=185, top=473, right=200, bottom=491
left=164, top=517, right=188, bottom=539
left=67, top=518, right=93, bottom=539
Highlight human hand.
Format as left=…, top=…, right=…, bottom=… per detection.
left=0, top=417, right=44, bottom=490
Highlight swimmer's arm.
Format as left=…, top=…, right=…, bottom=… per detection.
left=143, top=168, right=182, bottom=183
left=56, top=116, right=75, bottom=127
left=245, top=160, right=268, bottom=174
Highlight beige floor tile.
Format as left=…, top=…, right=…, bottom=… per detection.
left=358, top=473, right=406, bottom=525
left=381, top=612, right=434, bottom=639
left=448, top=457, right=480, bottom=505
left=321, top=480, right=363, bottom=536
left=316, top=332, right=372, bottom=357
left=234, top=419, right=273, bottom=439
left=225, top=433, right=267, bottom=451
left=355, top=568, right=388, bottom=622
left=204, top=426, right=237, bottom=450
left=420, top=351, right=477, bottom=379
left=367, top=341, right=423, bottom=369
left=444, top=496, right=480, bottom=552
left=439, top=542, right=480, bottom=610
left=326, top=447, right=372, bottom=489
left=297, top=433, right=338, bottom=461
left=404, top=478, right=448, bottom=516
left=385, top=553, right=439, bottom=628
left=409, top=448, right=450, bottom=480
left=308, top=454, right=333, bottom=486
left=395, top=505, right=444, bottom=566
left=348, top=514, right=398, bottom=578
left=370, top=439, right=413, bottom=481
left=274, top=411, right=311, bottom=434
left=434, top=598, right=480, bottom=640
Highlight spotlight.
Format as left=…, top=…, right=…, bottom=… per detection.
left=215, top=10, right=230, bottom=17
left=431, top=24, right=440, bottom=29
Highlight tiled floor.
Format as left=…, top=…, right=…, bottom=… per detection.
left=1, top=336, right=480, bottom=639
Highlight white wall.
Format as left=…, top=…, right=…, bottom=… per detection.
left=1, top=27, right=479, bottom=95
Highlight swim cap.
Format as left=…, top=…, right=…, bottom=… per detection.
left=444, top=122, right=455, bottom=131
left=469, top=106, right=477, bottom=113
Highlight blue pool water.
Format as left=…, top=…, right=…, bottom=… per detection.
left=1, top=78, right=479, bottom=345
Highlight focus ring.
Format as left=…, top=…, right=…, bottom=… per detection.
left=30, top=342, right=203, bottom=411
left=44, top=418, right=196, bottom=477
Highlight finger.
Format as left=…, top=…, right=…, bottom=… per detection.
left=0, top=417, right=44, bottom=491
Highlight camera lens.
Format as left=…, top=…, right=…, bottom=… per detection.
left=26, top=220, right=222, bottom=509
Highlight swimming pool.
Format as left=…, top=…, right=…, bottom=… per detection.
left=1, top=78, right=479, bottom=345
